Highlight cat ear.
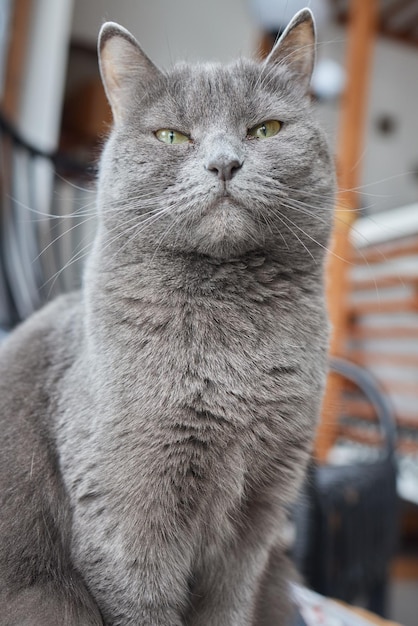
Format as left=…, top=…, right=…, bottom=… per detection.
left=98, top=22, right=163, bottom=124
left=264, top=9, right=316, bottom=91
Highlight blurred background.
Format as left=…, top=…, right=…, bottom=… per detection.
left=1, top=1, right=418, bottom=624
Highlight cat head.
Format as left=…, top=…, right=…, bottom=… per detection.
left=97, top=10, right=335, bottom=263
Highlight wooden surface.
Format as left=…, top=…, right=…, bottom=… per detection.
left=334, top=601, right=401, bottom=626
left=1, top=0, right=33, bottom=121
left=345, top=228, right=418, bottom=449
left=334, top=0, right=418, bottom=48
left=315, top=0, right=379, bottom=462
left=391, top=555, right=418, bottom=580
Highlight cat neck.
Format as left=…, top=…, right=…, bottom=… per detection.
left=85, top=237, right=303, bottom=307
left=81, top=233, right=326, bottom=404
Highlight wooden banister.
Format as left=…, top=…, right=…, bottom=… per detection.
left=315, top=0, right=379, bottom=462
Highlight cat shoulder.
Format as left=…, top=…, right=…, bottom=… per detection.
left=0, top=292, right=84, bottom=405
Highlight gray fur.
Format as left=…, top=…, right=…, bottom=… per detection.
left=0, top=9, right=335, bottom=625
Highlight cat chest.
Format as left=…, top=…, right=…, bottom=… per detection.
left=111, top=307, right=306, bottom=466
left=93, top=303, right=315, bottom=512
left=112, top=358, right=301, bottom=516
left=118, top=301, right=300, bottom=411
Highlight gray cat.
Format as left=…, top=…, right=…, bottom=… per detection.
left=0, top=9, right=335, bottom=626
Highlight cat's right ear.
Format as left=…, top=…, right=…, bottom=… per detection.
left=98, top=22, right=162, bottom=125
left=263, top=9, right=316, bottom=92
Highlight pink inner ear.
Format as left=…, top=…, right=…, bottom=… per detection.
left=100, top=41, right=125, bottom=122
left=98, top=28, right=163, bottom=125
left=102, top=45, right=122, bottom=91
left=287, top=28, right=315, bottom=74
left=99, top=34, right=143, bottom=123
left=265, top=11, right=315, bottom=84
left=266, top=9, right=316, bottom=82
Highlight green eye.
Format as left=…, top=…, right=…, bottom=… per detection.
left=248, top=120, right=281, bottom=139
left=155, top=129, right=190, bottom=145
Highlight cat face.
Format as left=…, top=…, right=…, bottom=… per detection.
left=97, top=11, right=335, bottom=262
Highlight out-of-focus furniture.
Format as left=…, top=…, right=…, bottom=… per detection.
left=317, top=0, right=418, bottom=460
left=348, top=207, right=418, bottom=457
left=0, top=111, right=95, bottom=328
left=294, top=358, right=398, bottom=617
left=292, top=583, right=402, bottom=626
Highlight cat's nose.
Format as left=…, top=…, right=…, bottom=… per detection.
left=206, top=156, right=243, bottom=182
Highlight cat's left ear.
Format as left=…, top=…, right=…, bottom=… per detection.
left=264, top=9, right=316, bottom=92
left=98, top=22, right=163, bottom=124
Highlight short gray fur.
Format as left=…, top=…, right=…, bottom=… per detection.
left=0, top=9, right=335, bottom=625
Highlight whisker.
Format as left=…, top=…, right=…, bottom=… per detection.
left=54, top=172, right=97, bottom=194
left=275, top=207, right=350, bottom=265
left=105, top=200, right=186, bottom=264
left=280, top=200, right=382, bottom=304
left=43, top=235, right=94, bottom=298
left=285, top=197, right=396, bottom=272
left=34, top=214, right=97, bottom=262
left=272, top=210, right=316, bottom=262
left=4, top=192, right=97, bottom=220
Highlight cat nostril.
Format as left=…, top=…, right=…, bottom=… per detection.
left=206, top=158, right=243, bottom=182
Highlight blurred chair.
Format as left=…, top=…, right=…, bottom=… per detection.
left=294, top=358, right=398, bottom=617
left=0, top=110, right=96, bottom=332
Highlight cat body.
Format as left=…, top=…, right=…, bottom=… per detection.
left=0, top=10, right=335, bottom=625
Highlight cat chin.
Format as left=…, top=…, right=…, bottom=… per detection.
left=192, top=239, right=256, bottom=260
left=190, top=210, right=261, bottom=259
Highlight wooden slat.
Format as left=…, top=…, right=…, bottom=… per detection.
left=381, top=0, right=417, bottom=24
left=354, top=237, right=418, bottom=264
left=1, top=0, right=33, bottom=121
left=391, top=556, right=418, bottom=581
left=339, top=398, right=377, bottom=420
left=349, top=296, right=418, bottom=315
left=350, top=325, right=418, bottom=340
left=338, top=424, right=383, bottom=446
left=343, top=397, right=418, bottom=430
left=332, top=0, right=418, bottom=47
left=349, top=350, right=418, bottom=368
left=351, top=275, right=418, bottom=290
left=337, top=425, right=418, bottom=454
left=397, top=439, right=418, bottom=453
left=381, top=379, right=418, bottom=395
left=379, top=25, right=418, bottom=47
left=315, top=0, right=379, bottom=462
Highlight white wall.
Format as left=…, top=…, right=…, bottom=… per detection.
left=363, top=36, right=418, bottom=213
left=71, top=0, right=259, bottom=68
left=19, top=0, right=74, bottom=149
left=313, top=22, right=418, bottom=214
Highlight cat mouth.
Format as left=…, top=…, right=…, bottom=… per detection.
left=205, top=190, right=240, bottom=212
